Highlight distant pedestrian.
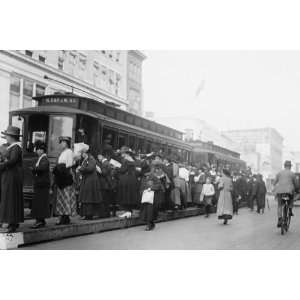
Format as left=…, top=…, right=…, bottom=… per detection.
left=0, top=126, right=24, bottom=233
left=217, top=169, right=233, bottom=225
left=31, top=141, right=50, bottom=228
left=201, top=177, right=215, bottom=217
left=256, top=174, right=267, bottom=214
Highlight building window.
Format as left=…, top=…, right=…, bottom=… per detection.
left=23, top=79, right=34, bottom=108
left=93, top=61, right=100, bottom=86
left=25, top=50, right=33, bottom=57
left=108, top=69, right=114, bottom=93
left=69, top=51, right=77, bottom=65
left=116, top=51, right=121, bottom=63
left=115, top=73, right=121, bottom=96
left=9, top=75, right=21, bottom=110
left=100, top=65, right=108, bottom=89
left=58, top=56, right=64, bottom=70
left=35, top=84, right=46, bottom=97
left=38, top=55, right=45, bottom=63
left=108, top=50, right=113, bottom=59
left=79, top=54, right=87, bottom=70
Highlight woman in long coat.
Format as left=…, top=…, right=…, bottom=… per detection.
left=216, top=169, right=233, bottom=225
left=140, top=165, right=164, bottom=231
left=0, top=126, right=24, bottom=233
left=77, top=147, right=103, bottom=219
left=116, top=147, right=139, bottom=214
left=256, top=174, right=267, bottom=214
left=53, top=136, right=76, bottom=225
left=31, top=141, right=50, bottom=228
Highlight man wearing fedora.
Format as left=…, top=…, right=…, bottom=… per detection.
left=0, top=126, right=24, bottom=233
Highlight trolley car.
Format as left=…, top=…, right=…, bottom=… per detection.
left=9, top=93, right=192, bottom=205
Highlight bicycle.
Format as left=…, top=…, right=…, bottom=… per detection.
left=278, top=193, right=292, bottom=235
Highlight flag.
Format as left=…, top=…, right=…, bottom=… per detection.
left=195, top=79, right=205, bottom=98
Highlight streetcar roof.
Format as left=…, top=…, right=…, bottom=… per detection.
left=10, top=105, right=97, bottom=118
left=10, top=105, right=192, bottom=150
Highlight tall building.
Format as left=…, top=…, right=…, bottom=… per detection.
left=155, top=115, right=238, bottom=151
left=127, top=50, right=146, bottom=116
left=223, top=128, right=284, bottom=178
left=0, top=50, right=145, bottom=133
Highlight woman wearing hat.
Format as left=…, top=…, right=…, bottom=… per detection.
left=76, top=144, right=103, bottom=220
left=216, top=169, right=234, bottom=225
left=0, top=126, right=24, bottom=233
left=140, top=163, right=164, bottom=231
left=53, top=136, right=76, bottom=225
left=31, top=140, right=50, bottom=228
left=116, top=146, right=139, bottom=217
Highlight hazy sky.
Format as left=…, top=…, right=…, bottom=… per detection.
left=143, top=51, right=300, bottom=150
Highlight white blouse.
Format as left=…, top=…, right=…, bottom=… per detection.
left=58, top=148, right=74, bottom=168
left=202, top=183, right=215, bottom=196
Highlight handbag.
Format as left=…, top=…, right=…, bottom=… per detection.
left=141, top=189, right=154, bottom=204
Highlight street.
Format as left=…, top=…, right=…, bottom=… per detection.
left=23, top=198, right=300, bottom=250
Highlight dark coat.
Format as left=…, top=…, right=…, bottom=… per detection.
left=256, top=179, right=267, bottom=210
left=32, top=155, right=50, bottom=188
left=140, top=172, right=164, bottom=223
left=53, top=163, right=73, bottom=189
left=31, top=155, right=51, bottom=219
left=116, top=159, right=139, bottom=207
left=0, top=144, right=24, bottom=224
left=78, top=154, right=103, bottom=204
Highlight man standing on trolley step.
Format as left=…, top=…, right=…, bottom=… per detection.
left=273, top=160, right=297, bottom=228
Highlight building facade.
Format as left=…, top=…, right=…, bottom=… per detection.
left=127, top=50, right=146, bottom=116
left=223, top=128, right=284, bottom=178
left=155, top=116, right=238, bottom=152
left=0, top=50, right=145, bottom=134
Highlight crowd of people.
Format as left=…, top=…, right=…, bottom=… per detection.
left=0, top=125, right=270, bottom=233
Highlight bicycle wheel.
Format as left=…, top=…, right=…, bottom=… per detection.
left=281, top=204, right=287, bottom=235
left=286, top=209, right=291, bottom=232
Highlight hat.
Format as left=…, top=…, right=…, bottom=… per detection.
left=151, top=159, right=163, bottom=167
left=1, top=126, right=22, bottom=138
left=284, top=160, right=292, bottom=167
left=59, top=136, right=72, bottom=144
left=120, top=146, right=132, bottom=154
left=74, top=143, right=89, bottom=156
left=34, top=140, right=47, bottom=152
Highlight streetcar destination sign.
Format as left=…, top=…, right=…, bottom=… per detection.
left=40, top=97, right=79, bottom=108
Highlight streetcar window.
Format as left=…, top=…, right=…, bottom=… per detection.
left=118, top=133, right=128, bottom=149
left=11, top=116, right=24, bottom=142
left=49, top=116, right=73, bottom=154
left=136, top=137, right=145, bottom=153
left=26, top=115, right=48, bottom=153
left=129, top=135, right=136, bottom=150
left=102, top=127, right=117, bottom=150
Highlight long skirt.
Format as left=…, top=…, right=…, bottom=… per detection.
left=171, top=188, right=181, bottom=206
left=31, top=186, right=50, bottom=219
left=0, top=169, right=24, bottom=224
left=55, top=185, right=77, bottom=216
left=217, top=190, right=233, bottom=220
left=193, top=183, right=203, bottom=205
left=140, top=201, right=159, bottom=224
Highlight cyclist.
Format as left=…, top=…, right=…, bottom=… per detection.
left=273, top=160, right=297, bottom=228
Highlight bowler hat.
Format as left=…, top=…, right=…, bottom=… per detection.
left=1, top=126, right=22, bottom=138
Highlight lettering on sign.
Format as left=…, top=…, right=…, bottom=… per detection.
left=44, top=98, right=78, bottom=105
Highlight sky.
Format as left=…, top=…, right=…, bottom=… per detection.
left=142, top=51, right=300, bottom=150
